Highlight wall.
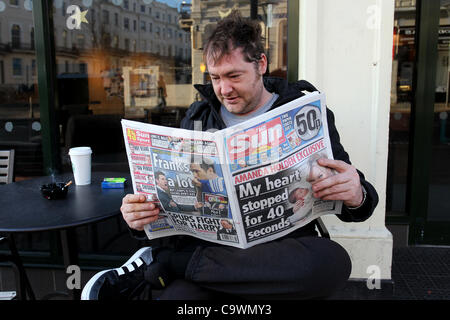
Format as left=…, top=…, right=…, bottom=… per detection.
left=298, top=0, right=394, bottom=279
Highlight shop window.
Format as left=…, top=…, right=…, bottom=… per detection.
left=37, top=0, right=290, bottom=258
left=0, top=3, right=44, bottom=255
left=387, top=1, right=417, bottom=215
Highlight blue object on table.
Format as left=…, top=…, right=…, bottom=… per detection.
left=101, top=178, right=127, bottom=189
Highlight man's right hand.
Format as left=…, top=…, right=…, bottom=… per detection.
left=121, top=194, right=160, bottom=231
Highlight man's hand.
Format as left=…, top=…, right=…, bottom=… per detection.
left=121, top=194, right=161, bottom=231
left=310, top=158, right=363, bottom=208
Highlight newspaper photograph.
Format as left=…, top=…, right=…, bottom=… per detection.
left=121, top=91, right=342, bottom=249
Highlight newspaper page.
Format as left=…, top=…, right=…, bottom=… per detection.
left=121, top=91, right=342, bottom=249
left=121, top=120, right=244, bottom=247
left=220, top=91, right=343, bottom=248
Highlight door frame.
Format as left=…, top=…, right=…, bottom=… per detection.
left=404, top=0, right=449, bottom=245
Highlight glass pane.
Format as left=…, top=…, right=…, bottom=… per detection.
left=0, top=0, right=43, bottom=180
left=53, top=0, right=287, bottom=176
left=49, top=0, right=288, bottom=256
left=0, top=0, right=50, bottom=253
left=427, top=0, right=450, bottom=222
left=192, top=0, right=288, bottom=84
left=386, top=0, right=417, bottom=216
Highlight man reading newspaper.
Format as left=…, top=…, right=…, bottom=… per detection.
left=82, top=11, right=378, bottom=300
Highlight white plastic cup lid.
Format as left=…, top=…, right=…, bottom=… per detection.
left=69, top=147, right=92, bottom=156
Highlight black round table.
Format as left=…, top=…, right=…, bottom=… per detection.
left=0, top=171, right=133, bottom=300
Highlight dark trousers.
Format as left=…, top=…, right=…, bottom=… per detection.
left=156, top=236, right=351, bottom=300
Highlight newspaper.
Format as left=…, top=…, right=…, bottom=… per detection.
left=121, top=91, right=342, bottom=249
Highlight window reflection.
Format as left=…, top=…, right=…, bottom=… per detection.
left=0, top=0, right=289, bottom=258
left=0, top=1, right=42, bottom=179
left=387, top=0, right=417, bottom=215
left=0, top=0, right=289, bottom=177
left=52, top=0, right=287, bottom=175
left=427, top=1, right=450, bottom=222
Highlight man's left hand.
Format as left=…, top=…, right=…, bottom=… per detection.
left=310, top=158, right=363, bottom=208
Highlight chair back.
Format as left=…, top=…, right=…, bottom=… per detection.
left=0, top=150, right=15, bottom=184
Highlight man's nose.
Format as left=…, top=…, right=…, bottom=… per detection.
left=220, top=79, right=233, bottom=96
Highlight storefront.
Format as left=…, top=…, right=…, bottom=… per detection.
left=0, top=0, right=293, bottom=267
left=387, top=0, right=450, bottom=245
left=1, top=0, right=448, bottom=283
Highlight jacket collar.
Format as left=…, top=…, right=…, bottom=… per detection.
left=194, top=76, right=290, bottom=106
left=190, top=77, right=316, bottom=120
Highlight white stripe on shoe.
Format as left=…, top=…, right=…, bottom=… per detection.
left=81, top=247, right=152, bottom=300
left=135, top=258, right=143, bottom=268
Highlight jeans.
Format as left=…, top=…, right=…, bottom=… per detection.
left=155, top=236, right=351, bottom=300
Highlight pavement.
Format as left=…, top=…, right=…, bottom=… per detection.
left=330, top=245, right=450, bottom=300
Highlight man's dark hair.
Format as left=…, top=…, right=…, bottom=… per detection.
left=155, top=171, right=166, bottom=181
left=203, top=10, right=265, bottom=66
left=199, top=157, right=215, bottom=173
left=189, top=157, right=216, bottom=173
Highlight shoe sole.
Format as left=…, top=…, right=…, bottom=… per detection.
left=81, top=247, right=153, bottom=300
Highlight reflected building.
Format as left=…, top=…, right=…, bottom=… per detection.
left=181, top=0, right=287, bottom=87
left=0, top=0, right=191, bottom=114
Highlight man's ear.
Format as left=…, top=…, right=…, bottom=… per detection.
left=258, top=53, right=268, bottom=75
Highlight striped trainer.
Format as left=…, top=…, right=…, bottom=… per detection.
left=81, top=247, right=168, bottom=300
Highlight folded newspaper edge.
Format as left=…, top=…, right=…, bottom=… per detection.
left=121, top=91, right=342, bottom=249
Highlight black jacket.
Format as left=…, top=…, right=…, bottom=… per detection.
left=181, top=77, right=378, bottom=222
left=132, top=77, right=379, bottom=245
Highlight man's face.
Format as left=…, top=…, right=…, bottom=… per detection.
left=207, top=48, right=267, bottom=115
left=190, top=164, right=208, bottom=180
left=156, top=174, right=169, bottom=191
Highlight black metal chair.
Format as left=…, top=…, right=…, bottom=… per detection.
left=315, top=217, right=330, bottom=238
left=0, top=150, right=36, bottom=300
left=0, top=235, right=36, bottom=300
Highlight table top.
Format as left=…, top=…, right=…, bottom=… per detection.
left=0, top=171, right=132, bottom=233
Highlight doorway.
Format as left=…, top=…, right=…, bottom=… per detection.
left=387, top=0, right=450, bottom=245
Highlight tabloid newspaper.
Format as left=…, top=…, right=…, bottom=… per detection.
left=121, top=91, right=342, bottom=249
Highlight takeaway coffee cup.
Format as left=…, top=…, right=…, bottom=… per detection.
left=69, top=147, right=92, bottom=185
